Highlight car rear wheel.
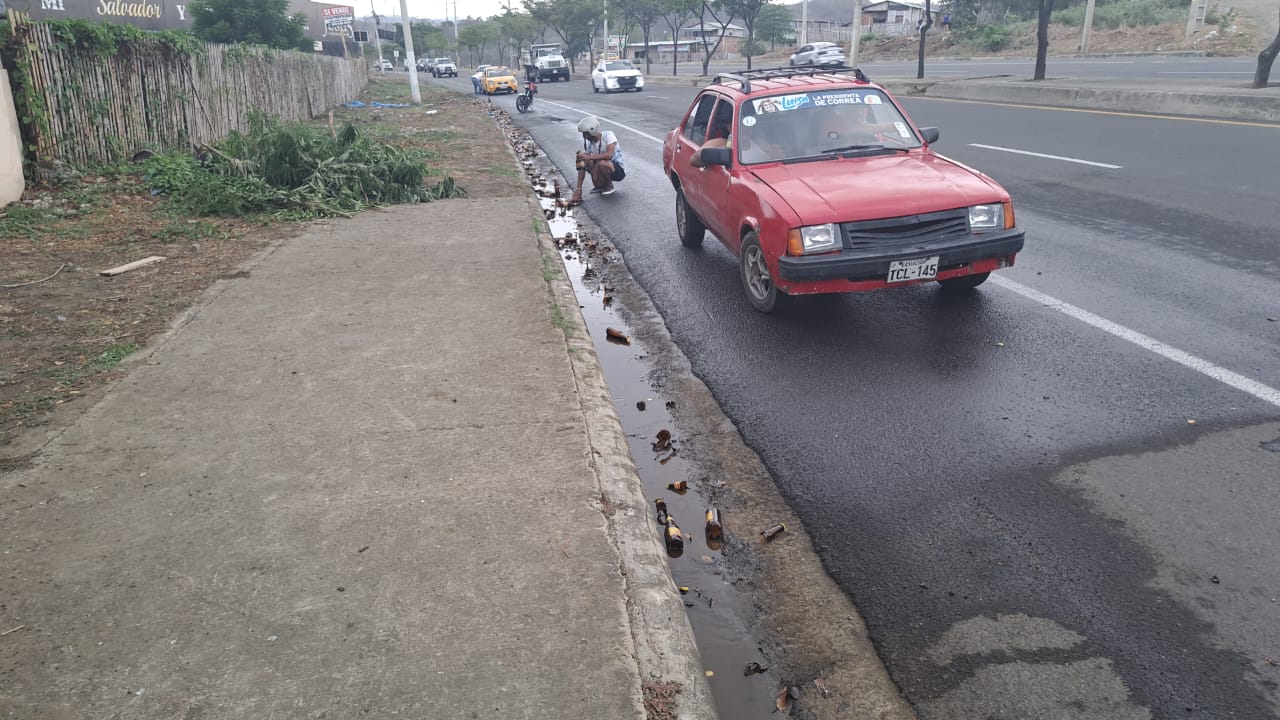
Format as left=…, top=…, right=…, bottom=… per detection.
left=740, top=232, right=789, bottom=313
left=675, top=187, right=705, bottom=248
left=937, top=272, right=991, bottom=290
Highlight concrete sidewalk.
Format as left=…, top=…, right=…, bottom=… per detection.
left=0, top=199, right=716, bottom=718
left=646, top=67, right=1280, bottom=123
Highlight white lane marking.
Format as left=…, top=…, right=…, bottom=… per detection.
left=969, top=143, right=1123, bottom=169
left=1158, top=71, right=1253, bottom=75
left=992, top=276, right=1280, bottom=408
left=559, top=99, right=1278, bottom=408
left=537, top=98, right=667, bottom=143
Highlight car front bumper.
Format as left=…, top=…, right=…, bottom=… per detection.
left=777, top=228, right=1025, bottom=285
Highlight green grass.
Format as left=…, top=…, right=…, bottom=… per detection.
left=38, top=342, right=138, bottom=387
left=150, top=219, right=225, bottom=243
left=488, top=164, right=521, bottom=178
left=91, top=343, right=138, bottom=370
left=0, top=206, right=57, bottom=238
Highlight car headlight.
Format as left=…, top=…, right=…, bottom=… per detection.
left=786, top=224, right=840, bottom=255
left=968, top=204, right=1004, bottom=231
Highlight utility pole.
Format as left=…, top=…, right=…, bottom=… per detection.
left=371, top=1, right=384, bottom=68
left=399, top=0, right=421, bottom=103
left=849, top=0, right=861, bottom=66
left=800, top=0, right=809, bottom=44
left=602, top=0, right=608, bottom=61
left=1080, top=0, right=1096, bottom=52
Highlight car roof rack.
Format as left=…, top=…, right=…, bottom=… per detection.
left=712, top=65, right=870, bottom=94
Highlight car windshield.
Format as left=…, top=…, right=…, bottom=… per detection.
left=439, top=58, right=453, bottom=63
left=736, top=88, right=921, bottom=164
left=604, top=61, right=635, bottom=71
left=485, top=67, right=511, bottom=76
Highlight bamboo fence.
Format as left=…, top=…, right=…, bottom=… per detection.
left=3, top=11, right=368, bottom=166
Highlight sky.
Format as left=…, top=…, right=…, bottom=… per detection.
left=362, top=0, right=514, bottom=23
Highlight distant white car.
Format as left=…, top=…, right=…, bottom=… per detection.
left=789, top=41, right=847, bottom=67
left=376, top=58, right=393, bottom=71
left=591, top=59, right=644, bottom=93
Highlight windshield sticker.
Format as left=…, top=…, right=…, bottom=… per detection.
left=894, top=121, right=910, bottom=138
left=753, top=94, right=811, bottom=113
left=742, top=116, right=757, bottom=127
left=812, top=91, right=886, bottom=107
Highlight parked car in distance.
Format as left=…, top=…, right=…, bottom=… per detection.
left=376, top=58, right=393, bottom=71
left=661, top=66, right=1024, bottom=313
left=431, top=57, right=458, bottom=77
left=789, top=41, right=846, bottom=67
left=481, top=65, right=519, bottom=94
left=591, top=59, right=644, bottom=93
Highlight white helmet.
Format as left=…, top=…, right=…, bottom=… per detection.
left=577, top=116, right=601, bottom=136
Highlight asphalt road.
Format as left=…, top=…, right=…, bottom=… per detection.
left=437, top=71, right=1280, bottom=718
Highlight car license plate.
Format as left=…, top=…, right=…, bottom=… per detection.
left=887, top=256, right=939, bottom=283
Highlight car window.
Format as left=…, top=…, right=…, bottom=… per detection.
left=682, top=94, right=720, bottom=146
left=747, top=88, right=921, bottom=156
left=605, top=61, right=634, bottom=71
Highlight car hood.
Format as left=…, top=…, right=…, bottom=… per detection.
left=749, top=153, right=1006, bottom=225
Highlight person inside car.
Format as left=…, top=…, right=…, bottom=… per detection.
left=570, top=116, right=626, bottom=203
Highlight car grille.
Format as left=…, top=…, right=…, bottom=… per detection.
left=545, top=60, right=563, bottom=68
left=841, top=209, right=969, bottom=250
left=617, top=76, right=637, bottom=87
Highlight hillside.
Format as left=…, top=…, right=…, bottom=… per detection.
left=776, top=0, right=1273, bottom=59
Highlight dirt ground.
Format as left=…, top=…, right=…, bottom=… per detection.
left=0, top=79, right=524, bottom=461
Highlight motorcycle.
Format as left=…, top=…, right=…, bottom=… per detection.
left=516, top=81, right=537, bottom=113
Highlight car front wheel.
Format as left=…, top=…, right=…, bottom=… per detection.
left=740, top=232, right=789, bottom=313
left=675, top=187, right=705, bottom=248
left=937, top=272, right=991, bottom=290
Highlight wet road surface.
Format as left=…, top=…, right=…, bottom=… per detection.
left=447, top=73, right=1280, bottom=718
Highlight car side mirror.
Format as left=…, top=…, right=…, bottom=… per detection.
left=919, top=127, right=940, bottom=144
left=699, top=146, right=732, bottom=167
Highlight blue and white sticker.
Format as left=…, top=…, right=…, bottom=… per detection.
left=752, top=94, right=812, bottom=113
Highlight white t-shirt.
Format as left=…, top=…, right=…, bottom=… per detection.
left=584, top=130, right=625, bottom=169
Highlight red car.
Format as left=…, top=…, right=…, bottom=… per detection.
left=662, top=67, right=1025, bottom=312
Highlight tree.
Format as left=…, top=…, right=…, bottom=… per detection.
left=723, top=0, right=770, bottom=69
left=1253, top=7, right=1280, bottom=88
left=189, top=0, right=311, bottom=51
left=456, top=21, right=500, bottom=65
left=525, top=0, right=604, bottom=72
left=916, top=0, right=932, bottom=79
left=1032, top=0, right=1054, bottom=80
left=496, top=12, right=543, bottom=69
left=398, top=21, right=448, bottom=57
left=688, top=0, right=737, bottom=75
left=623, top=0, right=664, bottom=73
left=660, top=0, right=701, bottom=76
left=754, top=3, right=793, bottom=50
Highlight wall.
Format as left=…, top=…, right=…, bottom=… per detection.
left=0, top=64, right=25, bottom=205
left=6, top=15, right=368, bottom=166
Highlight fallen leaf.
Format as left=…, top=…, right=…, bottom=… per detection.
left=705, top=670, right=715, bottom=677
left=775, top=686, right=793, bottom=712
left=1187, top=418, right=1197, bottom=425
left=814, top=677, right=829, bottom=696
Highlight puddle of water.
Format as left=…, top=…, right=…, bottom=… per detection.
left=510, top=139, right=784, bottom=718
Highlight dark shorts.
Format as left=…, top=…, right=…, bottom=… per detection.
left=611, top=165, right=626, bottom=182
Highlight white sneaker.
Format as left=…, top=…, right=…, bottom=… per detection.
left=601, top=186, right=616, bottom=196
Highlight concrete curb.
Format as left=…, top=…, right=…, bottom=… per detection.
left=526, top=195, right=719, bottom=720
left=502, top=115, right=718, bottom=719
left=885, top=78, right=1280, bottom=122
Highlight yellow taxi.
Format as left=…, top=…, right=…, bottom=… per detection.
left=481, top=66, right=519, bottom=95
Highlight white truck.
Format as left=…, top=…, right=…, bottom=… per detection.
left=520, top=43, right=570, bottom=82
